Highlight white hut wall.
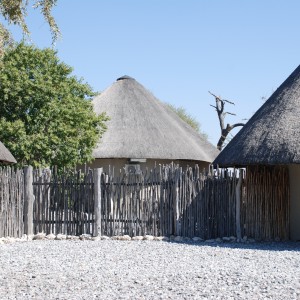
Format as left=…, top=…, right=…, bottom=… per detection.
left=289, top=164, right=300, bottom=241
left=87, top=158, right=209, bottom=174
left=87, top=158, right=128, bottom=174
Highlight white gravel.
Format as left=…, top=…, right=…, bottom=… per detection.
left=0, top=240, right=300, bottom=299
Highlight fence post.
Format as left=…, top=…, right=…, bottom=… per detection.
left=174, top=168, right=181, bottom=236
left=24, top=166, right=34, bottom=236
left=93, top=168, right=103, bottom=236
left=236, top=169, right=243, bottom=242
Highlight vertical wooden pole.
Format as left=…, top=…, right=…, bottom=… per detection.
left=93, top=168, right=102, bottom=236
left=174, top=168, right=180, bottom=236
left=236, top=168, right=243, bottom=241
left=24, top=166, right=34, bottom=235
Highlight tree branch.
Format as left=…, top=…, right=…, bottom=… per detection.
left=224, top=112, right=237, bottom=116
left=229, top=123, right=245, bottom=129
left=216, top=123, right=245, bottom=150
left=208, top=91, right=221, bottom=100
left=209, top=91, right=245, bottom=150
left=222, top=99, right=235, bottom=105
left=209, top=91, right=235, bottom=105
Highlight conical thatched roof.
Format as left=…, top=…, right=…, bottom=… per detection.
left=214, top=64, right=300, bottom=167
left=0, top=141, right=16, bottom=164
left=93, top=76, right=219, bottom=163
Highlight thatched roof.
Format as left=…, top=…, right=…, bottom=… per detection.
left=214, top=64, right=300, bottom=167
left=93, top=76, right=219, bottom=163
left=0, top=141, right=16, bottom=164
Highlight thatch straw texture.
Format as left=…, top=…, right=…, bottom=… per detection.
left=0, top=141, right=16, bottom=164
left=93, top=76, right=219, bottom=163
left=214, top=65, right=300, bottom=167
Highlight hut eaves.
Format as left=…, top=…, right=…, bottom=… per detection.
left=0, top=141, right=17, bottom=164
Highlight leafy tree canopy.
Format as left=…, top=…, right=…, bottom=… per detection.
left=0, top=43, right=108, bottom=168
left=0, top=0, right=60, bottom=55
left=165, top=103, right=208, bottom=140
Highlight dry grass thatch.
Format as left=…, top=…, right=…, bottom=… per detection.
left=0, top=141, right=16, bottom=164
left=93, top=76, right=219, bottom=163
left=214, top=65, right=300, bottom=167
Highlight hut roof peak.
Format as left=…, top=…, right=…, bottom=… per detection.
left=116, top=75, right=135, bottom=81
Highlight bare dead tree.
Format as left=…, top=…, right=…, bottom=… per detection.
left=209, top=91, right=245, bottom=150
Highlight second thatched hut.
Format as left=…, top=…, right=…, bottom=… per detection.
left=214, top=64, right=300, bottom=241
left=91, top=76, right=219, bottom=174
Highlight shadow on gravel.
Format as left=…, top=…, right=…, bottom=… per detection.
left=168, top=241, right=300, bottom=252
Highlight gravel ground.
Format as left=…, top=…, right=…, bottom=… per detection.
left=0, top=239, right=300, bottom=300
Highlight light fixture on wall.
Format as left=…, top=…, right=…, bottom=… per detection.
left=129, top=158, right=147, bottom=163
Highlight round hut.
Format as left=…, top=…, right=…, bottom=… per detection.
left=213, top=64, right=300, bottom=241
left=91, top=75, right=219, bottom=173
left=0, top=141, right=16, bottom=164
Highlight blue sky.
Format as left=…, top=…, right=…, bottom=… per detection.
left=4, top=1, right=300, bottom=145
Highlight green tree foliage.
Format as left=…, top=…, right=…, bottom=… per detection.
left=0, top=0, right=60, bottom=55
left=165, top=103, right=208, bottom=139
left=0, top=43, right=108, bottom=168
